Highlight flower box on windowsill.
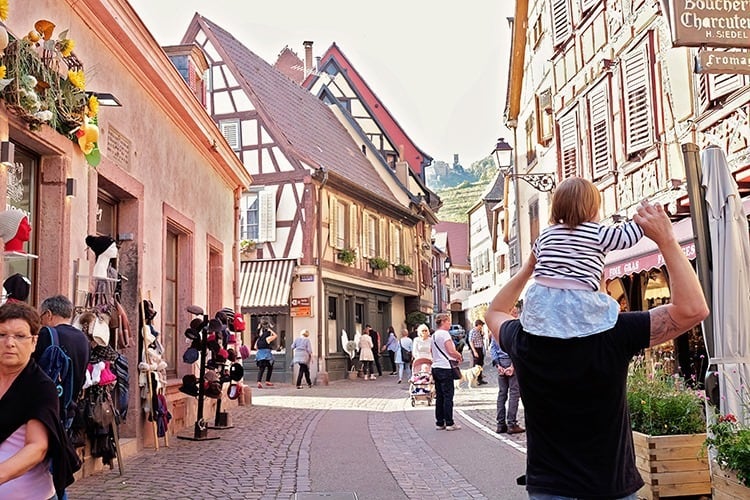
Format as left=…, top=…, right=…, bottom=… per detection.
left=369, top=257, right=389, bottom=270
left=394, top=264, right=413, bottom=276
left=336, top=248, right=356, bottom=265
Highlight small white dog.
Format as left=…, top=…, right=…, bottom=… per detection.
left=455, top=365, right=483, bottom=390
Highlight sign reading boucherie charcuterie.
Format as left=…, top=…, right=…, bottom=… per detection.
left=669, top=0, right=750, bottom=48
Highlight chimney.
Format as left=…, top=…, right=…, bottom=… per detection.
left=303, top=41, right=313, bottom=76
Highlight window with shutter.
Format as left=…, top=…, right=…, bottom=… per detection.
left=537, top=89, right=554, bottom=144
left=552, top=0, right=572, bottom=46
left=587, top=79, right=613, bottom=179
left=696, top=73, right=709, bottom=114
left=336, top=202, right=346, bottom=249
left=239, top=195, right=259, bottom=241
left=622, top=41, right=654, bottom=154
left=558, top=107, right=579, bottom=179
left=391, top=224, right=402, bottom=264
left=258, top=189, right=276, bottom=242
left=349, top=204, right=357, bottom=249
left=328, top=195, right=338, bottom=249
left=379, top=219, right=386, bottom=259
left=708, top=73, right=744, bottom=102
left=219, top=120, right=240, bottom=150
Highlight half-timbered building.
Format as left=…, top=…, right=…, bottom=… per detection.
left=180, top=15, right=439, bottom=381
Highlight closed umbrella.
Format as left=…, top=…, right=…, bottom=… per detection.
left=701, top=145, right=750, bottom=422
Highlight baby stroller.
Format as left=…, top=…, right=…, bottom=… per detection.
left=409, top=358, right=435, bottom=407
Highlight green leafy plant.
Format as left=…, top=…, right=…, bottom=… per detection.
left=405, top=311, right=427, bottom=330
left=394, top=263, right=413, bottom=276
left=627, top=361, right=706, bottom=436
left=705, top=414, right=750, bottom=487
left=240, top=239, right=256, bottom=252
left=337, top=247, right=357, bottom=265
left=368, top=257, right=389, bottom=270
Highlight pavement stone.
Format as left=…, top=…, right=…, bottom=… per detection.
left=66, top=367, right=526, bottom=499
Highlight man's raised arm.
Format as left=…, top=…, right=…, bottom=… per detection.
left=633, top=201, right=709, bottom=346
left=485, top=254, right=535, bottom=346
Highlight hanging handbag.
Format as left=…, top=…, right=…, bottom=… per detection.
left=434, top=337, right=461, bottom=380
left=399, top=338, right=412, bottom=364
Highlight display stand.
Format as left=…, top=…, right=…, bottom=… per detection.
left=179, top=311, right=219, bottom=441
left=208, top=391, right=233, bottom=430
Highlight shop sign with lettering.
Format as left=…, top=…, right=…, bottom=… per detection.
left=668, top=0, right=750, bottom=48
left=696, top=50, right=750, bottom=73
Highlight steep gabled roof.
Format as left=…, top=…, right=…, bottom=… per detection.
left=186, top=15, right=396, bottom=203
left=303, top=43, right=433, bottom=178
left=434, top=222, right=470, bottom=267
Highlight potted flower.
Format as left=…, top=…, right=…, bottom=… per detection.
left=336, top=247, right=357, bottom=265
left=393, top=263, right=413, bottom=276
left=239, top=239, right=257, bottom=260
left=368, top=257, right=389, bottom=270
left=704, top=413, right=750, bottom=496
left=627, top=361, right=710, bottom=497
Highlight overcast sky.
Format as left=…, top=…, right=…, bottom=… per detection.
left=129, top=0, right=514, bottom=166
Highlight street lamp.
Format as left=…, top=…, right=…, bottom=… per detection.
left=432, top=256, right=451, bottom=278
left=492, top=138, right=556, bottom=192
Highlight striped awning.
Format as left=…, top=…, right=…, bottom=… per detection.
left=239, top=259, right=296, bottom=314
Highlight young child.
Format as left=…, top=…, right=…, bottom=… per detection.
left=520, top=177, right=644, bottom=338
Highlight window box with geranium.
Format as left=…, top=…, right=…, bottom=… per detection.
left=394, top=263, right=413, bottom=276
left=368, top=257, right=389, bottom=270
left=336, top=248, right=356, bottom=265
left=627, top=363, right=710, bottom=498
left=704, top=413, right=750, bottom=496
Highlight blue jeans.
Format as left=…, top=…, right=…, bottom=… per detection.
left=495, top=358, right=520, bottom=426
left=432, top=367, right=455, bottom=426
left=529, top=494, right=637, bottom=500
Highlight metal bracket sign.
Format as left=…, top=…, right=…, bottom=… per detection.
left=290, top=297, right=312, bottom=317
left=696, top=50, right=750, bottom=73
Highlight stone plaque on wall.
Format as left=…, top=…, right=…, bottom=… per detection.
left=107, top=126, right=131, bottom=170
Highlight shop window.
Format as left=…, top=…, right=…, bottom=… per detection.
left=328, top=296, right=337, bottom=319
left=5, top=145, right=37, bottom=299
left=355, top=303, right=363, bottom=324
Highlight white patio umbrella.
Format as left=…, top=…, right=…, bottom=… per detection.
left=701, top=145, right=750, bottom=422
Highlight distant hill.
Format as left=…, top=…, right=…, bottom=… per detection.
left=428, top=155, right=496, bottom=223
left=434, top=181, right=488, bottom=223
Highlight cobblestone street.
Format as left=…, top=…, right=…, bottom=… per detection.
left=67, top=372, right=527, bottom=499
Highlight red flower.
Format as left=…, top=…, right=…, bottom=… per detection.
left=718, top=414, right=737, bottom=423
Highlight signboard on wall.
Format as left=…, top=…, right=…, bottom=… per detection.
left=290, top=297, right=312, bottom=317
left=667, top=0, right=750, bottom=48
left=696, top=50, right=750, bottom=73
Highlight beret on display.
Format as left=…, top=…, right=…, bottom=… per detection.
left=207, top=319, right=223, bottom=333
left=178, top=374, right=199, bottom=397
left=205, top=381, right=222, bottom=399
left=0, top=209, right=27, bottom=241
left=85, top=235, right=116, bottom=258
left=214, top=348, right=229, bottom=363
left=227, top=383, right=240, bottom=400
left=229, top=362, right=244, bottom=382
left=3, top=273, right=30, bottom=301
left=182, top=347, right=199, bottom=364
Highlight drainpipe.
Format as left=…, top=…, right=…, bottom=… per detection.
left=234, top=186, right=242, bottom=315
left=316, top=167, right=328, bottom=382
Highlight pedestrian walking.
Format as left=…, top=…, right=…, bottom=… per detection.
left=383, top=326, right=398, bottom=375
left=411, top=324, right=432, bottom=365
left=485, top=200, right=709, bottom=498
left=359, top=330, right=375, bottom=380
left=254, top=317, right=277, bottom=388
left=431, top=313, right=462, bottom=431
left=489, top=337, right=523, bottom=434
left=366, top=325, right=383, bottom=376
left=396, top=328, right=412, bottom=383
left=291, top=328, right=313, bottom=389
left=468, top=319, right=488, bottom=385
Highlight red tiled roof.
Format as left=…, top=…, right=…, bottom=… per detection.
left=434, top=221, right=469, bottom=267
left=304, top=44, right=432, bottom=177
left=193, top=16, right=396, bottom=202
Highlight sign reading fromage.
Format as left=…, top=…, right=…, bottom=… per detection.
left=696, top=50, right=750, bottom=73
left=669, top=0, right=750, bottom=48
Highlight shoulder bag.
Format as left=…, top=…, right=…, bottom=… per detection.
left=433, top=336, right=461, bottom=380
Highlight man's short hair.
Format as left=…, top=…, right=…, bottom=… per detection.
left=40, top=295, right=74, bottom=319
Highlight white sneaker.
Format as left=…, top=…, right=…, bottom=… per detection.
left=364, top=375, right=370, bottom=380
left=445, top=424, right=462, bottom=431
left=370, top=375, right=376, bottom=380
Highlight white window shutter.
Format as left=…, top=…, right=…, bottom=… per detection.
left=379, top=219, right=387, bottom=261
left=362, top=213, right=371, bottom=258
left=329, top=195, right=338, bottom=249
left=558, top=107, right=579, bottom=179
left=581, top=0, right=598, bottom=11
left=219, top=120, right=240, bottom=150
left=708, top=73, right=744, bottom=102
left=622, top=42, right=654, bottom=154
left=258, top=190, right=276, bottom=242
left=551, top=0, right=572, bottom=46
left=336, top=203, right=346, bottom=249
left=587, top=80, right=613, bottom=180
left=349, top=204, right=357, bottom=250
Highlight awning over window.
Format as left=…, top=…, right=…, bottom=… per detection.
left=605, top=196, right=750, bottom=281
left=239, top=259, right=296, bottom=315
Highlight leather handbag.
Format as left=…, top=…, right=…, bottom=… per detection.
left=434, top=339, right=461, bottom=380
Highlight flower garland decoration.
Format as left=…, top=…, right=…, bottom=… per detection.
left=0, top=0, right=8, bottom=23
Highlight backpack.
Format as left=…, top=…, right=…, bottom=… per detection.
left=38, top=326, right=75, bottom=428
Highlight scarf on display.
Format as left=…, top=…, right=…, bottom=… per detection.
left=0, top=360, right=81, bottom=495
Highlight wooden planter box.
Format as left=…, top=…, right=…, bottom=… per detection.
left=632, top=431, right=711, bottom=499
left=711, top=464, right=750, bottom=499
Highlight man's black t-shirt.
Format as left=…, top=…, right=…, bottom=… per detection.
left=501, top=312, right=650, bottom=498
left=33, top=324, right=91, bottom=401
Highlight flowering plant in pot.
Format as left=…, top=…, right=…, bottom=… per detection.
left=705, top=413, right=750, bottom=488
left=393, top=263, right=413, bottom=276
left=368, top=257, right=389, bottom=270
left=336, top=248, right=356, bottom=265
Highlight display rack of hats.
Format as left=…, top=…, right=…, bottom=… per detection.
left=178, top=306, right=247, bottom=438
left=137, top=298, right=170, bottom=449
left=69, top=235, right=137, bottom=473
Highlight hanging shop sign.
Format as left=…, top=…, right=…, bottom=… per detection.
left=605, top=241, right=696, bottom=281
left=290, top=297, right=312, bottom=317
left=667, top=0, right=750, bottom=48
left=696, top=50, right=750, bottom=73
